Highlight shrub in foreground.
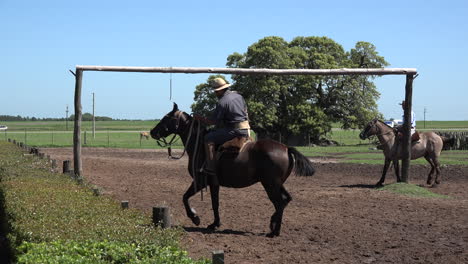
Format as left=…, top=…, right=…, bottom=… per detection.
left=0, top=142, right=208, bottom=263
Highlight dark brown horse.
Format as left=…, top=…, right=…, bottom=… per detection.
left=150, top=103, right=315, bottom=237
left=359, top=118, right=449, bottom=187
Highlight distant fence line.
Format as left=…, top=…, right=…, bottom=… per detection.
left=437, top=131, right=468, bottom=150
left=3, top=129, right=468, bottom=150
left=1, top=130, right=183, bottom=148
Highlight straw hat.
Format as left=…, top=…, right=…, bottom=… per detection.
left=211, top=78, right=231, bottom=91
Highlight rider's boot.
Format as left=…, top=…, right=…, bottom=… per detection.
left=203, top=142, right=217, bottom=176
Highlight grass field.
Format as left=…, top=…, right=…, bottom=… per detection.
left=2, top=120, right=468, bottom=165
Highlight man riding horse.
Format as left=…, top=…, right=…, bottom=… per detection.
left=194, top=77, right=251, bottom=177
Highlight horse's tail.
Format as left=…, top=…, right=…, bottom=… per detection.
left=288, top=147, right=315, bottom=176
left=440, top=135, right=455, bottom=150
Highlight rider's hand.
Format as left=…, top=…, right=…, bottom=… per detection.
left=193, top=114, right=203, bottom=121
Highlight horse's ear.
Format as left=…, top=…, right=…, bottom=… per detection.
left=172, top=102, right=179, bottom=112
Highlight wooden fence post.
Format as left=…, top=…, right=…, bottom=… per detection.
left=73, top=69, right=83, bottom=177
left=401, top=74, right=415, bottom=183
left=212, top=250, right=225, bottom=264
left=63, top=160, right=71, bottom=174
left=152, top=206, right=171, bottom=228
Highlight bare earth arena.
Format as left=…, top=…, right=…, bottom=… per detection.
left=42, top=147, right=468, bottom=264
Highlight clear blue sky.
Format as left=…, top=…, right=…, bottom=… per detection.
left=1, top=0, right=467, bottom=121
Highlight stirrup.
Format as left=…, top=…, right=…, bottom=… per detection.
left=200, top=167, right=216, bottom=176
left=199, top=163, right=216, bottom=176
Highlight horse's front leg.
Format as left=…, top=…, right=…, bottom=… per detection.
left=377, top=158, right=391, bottom=186
left=183, top=182, right=203, bottom=226
left=207, top=178, right=221, bottom=230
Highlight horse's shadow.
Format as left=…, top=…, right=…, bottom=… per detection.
left=182, top=226, right=260, bottom=237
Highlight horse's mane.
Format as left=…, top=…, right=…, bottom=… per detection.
left=377, top=119, right=394, bottom=129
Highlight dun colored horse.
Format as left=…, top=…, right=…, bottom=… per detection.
left=150, top=103, right=315, bottom=237
left=140, top=132, right=150, bottom=140
left=359, top=118, right=448, bottom=187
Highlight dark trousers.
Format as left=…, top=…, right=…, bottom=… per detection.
left=204, top=128, right=249, bottom=145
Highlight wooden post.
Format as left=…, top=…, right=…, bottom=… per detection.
left=73, top=70, right=83, bottom=177
left=401, top=74, right=415, bottom=183
left=92, top=187, right=100, bottom=196
left=152, top=206, right=171, bottom=228
left=212, top=250, right=225, bottom=264
left=92, top=92, right=96, bottom=139
left=63, top=160, right=71, bottom=174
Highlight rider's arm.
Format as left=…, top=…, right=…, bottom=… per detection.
left=193, top=114, right=215, bottom=125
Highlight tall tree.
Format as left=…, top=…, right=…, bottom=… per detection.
left=191, top=36, right=388, bottom=143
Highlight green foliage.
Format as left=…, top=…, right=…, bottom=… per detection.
left=17, top=241, right=209, bottom=264
left=191, top=75, right=227, bottom=117
left=378, top=183, right=450, bottom=199
left=192, top=36, right=388, bottom=143
left=0, top=142, right=206, bottom=263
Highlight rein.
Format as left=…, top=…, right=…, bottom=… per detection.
left=372, top=123, right=396, bottom=148
left=155, top=111, right=206, bottom=200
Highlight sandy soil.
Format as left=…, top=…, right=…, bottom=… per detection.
left=41, top=147, right=468, bottom=264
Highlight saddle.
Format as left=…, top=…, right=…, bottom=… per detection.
left=397, top=130, right=420, bottom=143
left=216, top=136, right=253, bottom=158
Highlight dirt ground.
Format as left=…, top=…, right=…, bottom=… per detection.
left=41, top=147, right=468, bottom=264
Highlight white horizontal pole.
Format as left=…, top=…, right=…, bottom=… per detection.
left=76, top=65, right=417, bottom=76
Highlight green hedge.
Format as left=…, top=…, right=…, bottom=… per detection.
left=0, top=141, right=208, bottom=263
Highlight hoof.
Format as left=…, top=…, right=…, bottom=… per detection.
left=375, top=182, right=384, bottom=187
left=191, top=215, right=201, bottom=226
left=430, top=183, right=439, bottom=188
left=266, top=231, right=279, bottom=238
left=207, top=222, right=220, bottom=231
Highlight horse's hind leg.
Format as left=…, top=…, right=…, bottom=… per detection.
left=182, top=182, right=203, bottom=226
left=433, top=158, right=442, bottom=185
left=262, top=183, right=291, bottom=237
left=207, top=183, right=221, bottom=230
left=424, top=156, right=435, bottom=186
left=393, top=159, right=402, bottom=182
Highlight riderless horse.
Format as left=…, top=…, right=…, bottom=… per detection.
left=150, top=103, right=315, bottom=237
left=140, top=132, right=150, bottom=140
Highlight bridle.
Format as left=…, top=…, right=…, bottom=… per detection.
left=155, top=111, right=192, bottom=159
left=363, top=120, right=396, bottom=147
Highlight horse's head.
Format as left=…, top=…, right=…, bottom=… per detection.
left=150, top=103, right=188, bottom=140
left=359, top=118, right=380, bottom=140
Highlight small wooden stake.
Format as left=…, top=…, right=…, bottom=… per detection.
left=212, top=250, right=225, bottom=264
left=63, top=160, right=71, bottom=174
left=152, top=206, right=171, bottom=228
